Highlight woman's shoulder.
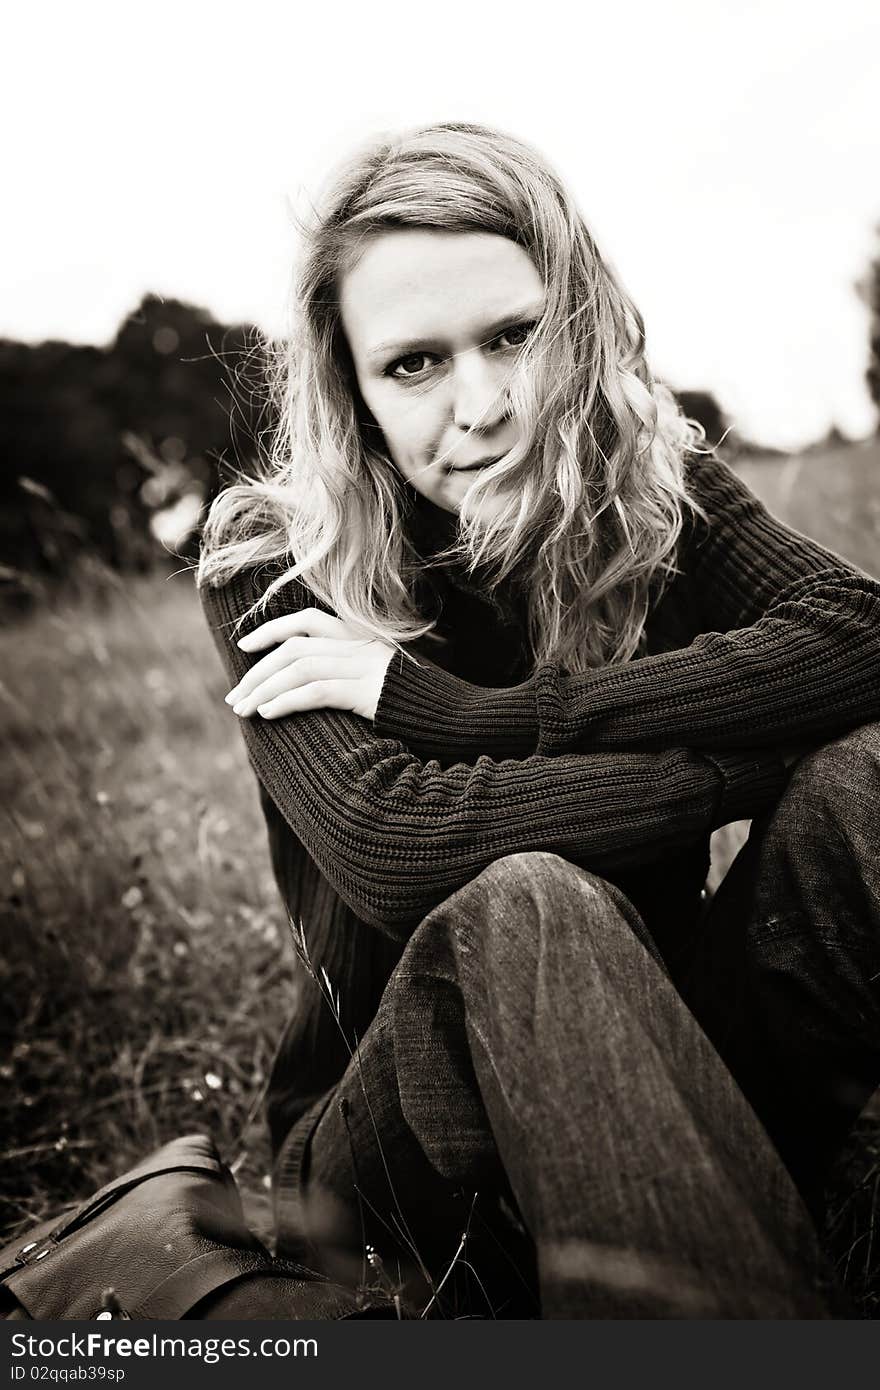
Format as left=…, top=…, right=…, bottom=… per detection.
left=682, top=449, right=758, bottom=511
left=197, top=553, right=321, bottom=633
left=677, top=450, right=770, bottom=561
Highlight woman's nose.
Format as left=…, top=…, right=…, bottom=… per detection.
left=451, top=353, right=507, bottom=432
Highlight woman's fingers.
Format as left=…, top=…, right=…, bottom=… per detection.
left=236, top=609, right=358, bottom=651
left=231, top=654, right=355, bottom=716
left=226, top=636, right=355, bottom=705
left=254, top=680, right=359, bottom=719
left=226, top=617, right=395, bottom=722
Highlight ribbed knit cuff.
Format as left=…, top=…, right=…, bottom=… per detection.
left=704, top=751, right=788, bottom=827
left=374, top=652, right=539, bottom=762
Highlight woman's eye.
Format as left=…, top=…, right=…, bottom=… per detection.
left=388, top=353, right=435, bottom=379
left=494, top=322, right=535, bottom=350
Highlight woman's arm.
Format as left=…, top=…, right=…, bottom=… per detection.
left=373, top=456, right=880, bottom=761
left=200, top=564, right=785, bottom=938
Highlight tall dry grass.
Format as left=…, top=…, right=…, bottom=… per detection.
left=1, top=565, right=295, bottom=1245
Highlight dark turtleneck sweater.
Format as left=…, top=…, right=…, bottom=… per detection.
left=199, top=455, right=880, bottom=1150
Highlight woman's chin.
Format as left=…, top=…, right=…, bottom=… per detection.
left=458, top=484, right=511, bottom=529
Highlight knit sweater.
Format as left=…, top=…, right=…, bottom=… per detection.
left=199, top=454, right=880, bottom=1145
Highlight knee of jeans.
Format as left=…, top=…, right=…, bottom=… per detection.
left=761, top=722, right=878, bottom=872
left=464, top=852, right=621, bottom=950
left=471, top=851, right=598, bottom=900
left=776, top=722, right=880, bottom=835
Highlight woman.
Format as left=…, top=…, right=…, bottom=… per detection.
left=198, top=123, right=880, bottom=1318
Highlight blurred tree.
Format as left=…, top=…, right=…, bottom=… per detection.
left=0, top=296, right=264, bottom=588
left=673, top=389, right=729, bottom=449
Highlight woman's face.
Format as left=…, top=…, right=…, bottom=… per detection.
left=338, top=228, right=544, bottom=518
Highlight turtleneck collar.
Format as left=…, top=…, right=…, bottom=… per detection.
left=405, top=489, right=531, bottom=609
left=406, top=490, right=460, bottom=559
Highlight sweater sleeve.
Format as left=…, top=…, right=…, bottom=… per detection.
left=199, top=565, right=785, bottom=939
left=374, top=456, right=880, bottom=759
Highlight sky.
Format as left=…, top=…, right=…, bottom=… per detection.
left=3, top=0, right=879, bottom=449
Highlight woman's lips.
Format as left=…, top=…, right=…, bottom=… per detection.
left=449, top=455, right=503, bottom=472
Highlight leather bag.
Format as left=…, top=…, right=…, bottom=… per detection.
left=0, top=1133, right=390, bottom=1320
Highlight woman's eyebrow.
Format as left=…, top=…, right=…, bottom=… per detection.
left=366, top=302, right=545, bottom=363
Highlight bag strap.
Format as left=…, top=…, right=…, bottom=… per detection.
left=48, top=1135, right=225, bottom=1243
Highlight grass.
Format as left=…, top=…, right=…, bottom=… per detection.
left=2, top=438, right=879, bottom=1314
left=1, top=565, right=294, bottom=1248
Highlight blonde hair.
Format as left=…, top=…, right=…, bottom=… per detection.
left=199, top=122, right=703, bottom=671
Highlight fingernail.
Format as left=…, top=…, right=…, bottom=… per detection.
left=225, top=691, right=238, bottom=704
left=233, top=701, right=247, bottom=715
left=237, top=634, right=254, bottom=649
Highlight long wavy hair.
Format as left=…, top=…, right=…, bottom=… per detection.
left=198, top=122, right=704, bottom=671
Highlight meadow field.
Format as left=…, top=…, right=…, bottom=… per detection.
left=2, top=438, right=879, bottom=1313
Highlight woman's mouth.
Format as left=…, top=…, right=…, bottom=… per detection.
left=449, top=455, right=503, bottom=473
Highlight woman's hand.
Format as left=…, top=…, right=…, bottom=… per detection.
left=225, top=609, right=396, bottom=723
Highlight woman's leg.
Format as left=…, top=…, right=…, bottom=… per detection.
left=276, top=852, right=836, bottom=1317
left=680, top=721, right=880, bottom=1216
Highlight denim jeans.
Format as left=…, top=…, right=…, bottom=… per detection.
left=273, top=723, right=879, bottom=1318
left=679, top=722, right=880, bottom=1218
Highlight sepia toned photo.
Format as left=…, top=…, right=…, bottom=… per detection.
left=2, top=0, right=879, bottom=1339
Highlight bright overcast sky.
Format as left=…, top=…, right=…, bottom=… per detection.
left=4, top=0, right=879, bottom=448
